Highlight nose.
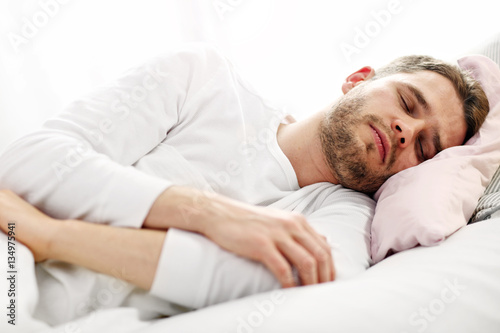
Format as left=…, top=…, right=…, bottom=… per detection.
left=391, top=118, right=425, bottom=148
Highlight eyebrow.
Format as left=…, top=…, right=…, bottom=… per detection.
left=401, top=82, right=443, bottom=155
left=402, top=82, right=430, bottom=112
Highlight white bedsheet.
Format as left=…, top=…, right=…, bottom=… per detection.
left=2, top=216, right=500, bottom=333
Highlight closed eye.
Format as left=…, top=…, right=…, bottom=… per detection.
left=417, top=137, right=426, bottom=162
left=400, top=93, right=426, bottom=162
left=401, top=95, right=411, bottom=114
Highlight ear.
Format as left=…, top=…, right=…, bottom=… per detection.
left=341, top=66, right=375, bottom=94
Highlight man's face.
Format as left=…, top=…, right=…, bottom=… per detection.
left=320, top=70, right=467, bottom=193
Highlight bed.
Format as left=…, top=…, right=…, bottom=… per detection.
left=1, top=36, right=500, bottom=333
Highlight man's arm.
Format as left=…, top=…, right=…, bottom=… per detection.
left=0, top=183, right=371, bottom=309
left=0, top=187, right=331, bottom=292
left=147, top=183, right=374, bottom=309
left=0, top=45, right=225, bottom=228
left=0, top=189, right=164, bottom=291
left=144, top=186, right=334, bottom=288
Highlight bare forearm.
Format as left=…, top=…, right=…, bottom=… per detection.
left=143, top=185, right=211, bottom=232
left=49, top=219, right=166, bottom=291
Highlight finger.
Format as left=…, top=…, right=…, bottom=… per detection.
left=297, top=224, right=334, bottom=282
left=277, top=239, right=318, bottom=285
left=314, top=237, right=334, bottom=282
left=291, top=216, right=332, bottom=258
left=317, top=236, right=336, bottom=281
left=293, top=233, right=333, bottom=283
left=261, top=247, right=296, bottom=288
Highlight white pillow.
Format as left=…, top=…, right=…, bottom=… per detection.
left=136, top=217, right=500, bottom=332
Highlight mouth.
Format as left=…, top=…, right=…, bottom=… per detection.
left=370, top=125, right=390, bottom=164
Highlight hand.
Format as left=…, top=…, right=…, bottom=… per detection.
left=145, top=186, right=335, bottom=288
left=0, top=189, right=55, bottom=262
left=201, top=199, right=336, bottom=288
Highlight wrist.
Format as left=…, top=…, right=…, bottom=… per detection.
left=44, top=218, right=71, bottom=262
left=144, top=186, right=213, bottom=233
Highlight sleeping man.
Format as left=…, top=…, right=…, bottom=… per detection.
left=0, top=44, right=489, bottom=313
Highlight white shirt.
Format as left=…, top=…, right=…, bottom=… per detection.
left=0, top=43, right=375, bottom=312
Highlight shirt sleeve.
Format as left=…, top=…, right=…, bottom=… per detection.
left=149, top=184, right=375, bottom=309
left=305, top=188, right=375, bottom=280
left=0, top=44, right=226, bottom=228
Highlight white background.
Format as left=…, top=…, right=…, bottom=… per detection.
left=0, top=0, right=497, bottom=152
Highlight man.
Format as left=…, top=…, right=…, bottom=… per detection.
left=0, top=44, right=489, bottom=312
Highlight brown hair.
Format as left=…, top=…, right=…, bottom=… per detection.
left=372, top=55, right=489, bottom=143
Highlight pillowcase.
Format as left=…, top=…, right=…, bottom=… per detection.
left=469, top=35, right=500, bottom=223
left=470, top=164, right=500, bottom=222
left=370, top=54, right=500, bottom=263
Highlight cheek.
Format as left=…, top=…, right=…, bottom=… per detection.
left=392, top=150, right=419, bottom=173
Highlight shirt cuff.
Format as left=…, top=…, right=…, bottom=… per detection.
left=149, top=228, right=281, bottom=309
left=149, top=228, right=217, bottom=308
left=99, top=167, right=173, bottom=229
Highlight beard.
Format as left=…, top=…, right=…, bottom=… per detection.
left=319, top=86, right=397, bottom=194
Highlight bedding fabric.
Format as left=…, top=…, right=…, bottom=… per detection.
left=471, top=165, right=500, bottom=222
left=149, top=216, right=500, bottom=333
left=471, top=33, right=500, bottom=222
left=370, top=54, right=500, bottom=263
left=4, top=214, right=498, bottom=333
left=477, top=32, right=500, bottom=65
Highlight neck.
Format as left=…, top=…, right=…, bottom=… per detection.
left=277, top=111, right=339, bottom=187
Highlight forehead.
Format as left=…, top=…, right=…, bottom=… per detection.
left=375, top=70, right=467, bottom=148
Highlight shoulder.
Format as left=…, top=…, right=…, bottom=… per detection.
left=298, top=182, right=376, bottom=217
left=136, top=43, right=240, bottom=101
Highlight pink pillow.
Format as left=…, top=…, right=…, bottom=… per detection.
left=371, top=55, right=500, bottom=263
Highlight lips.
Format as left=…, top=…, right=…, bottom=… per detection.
left=370, top=125, right=390, bottom=163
